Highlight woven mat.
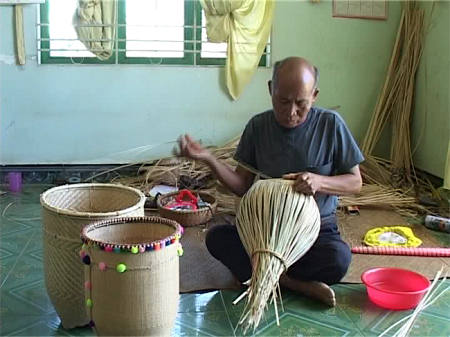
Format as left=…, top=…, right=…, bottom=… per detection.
left=178, top=210, right=450, bottom=293
left=179, top=216, right=243, bottom=293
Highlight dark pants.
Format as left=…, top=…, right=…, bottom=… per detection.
left=205, top=216, right=351, bottom=285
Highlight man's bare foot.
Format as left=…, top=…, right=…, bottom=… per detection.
left=280, top=275, right=336, bottom=307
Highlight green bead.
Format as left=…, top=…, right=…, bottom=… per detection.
left=86, top=299, right=93, bottom=308
left=116, top=263, right=127, bottom=273
left=130, top=246, right=139, bottom=254
left=177, top=246, right=184, bottom=257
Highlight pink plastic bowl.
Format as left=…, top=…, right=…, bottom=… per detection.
left=361, top=268, right=431, bottom=310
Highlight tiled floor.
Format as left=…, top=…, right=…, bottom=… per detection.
left=1, top=185, right=450, bottom=336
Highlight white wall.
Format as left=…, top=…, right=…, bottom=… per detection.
left=1, top=1, right=402, bottom=165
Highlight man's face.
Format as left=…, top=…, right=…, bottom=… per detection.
left=270, top=76, right=319, bottom=129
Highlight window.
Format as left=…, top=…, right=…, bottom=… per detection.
left=39, top=0, right=269, bottom=66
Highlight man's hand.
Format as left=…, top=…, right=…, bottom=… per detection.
left=177, top=134, right=212, bottom=162
left=283, top=165, right=362, bottom=196
left=283, top=172, right=323, bottom=195
left=176, top=134, right=255, bottom=197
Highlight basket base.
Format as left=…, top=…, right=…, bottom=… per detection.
left=60, top=319, right=90, bottom=330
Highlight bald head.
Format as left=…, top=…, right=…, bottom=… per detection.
left=271, top=57, right=319, bottom=93
left=268, top=57, right=320, bottom=129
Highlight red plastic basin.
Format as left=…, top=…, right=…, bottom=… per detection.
left=361, top=268, right=431, bottom=310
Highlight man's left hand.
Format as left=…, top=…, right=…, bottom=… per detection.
left=282, top=172, right=322, bottom=195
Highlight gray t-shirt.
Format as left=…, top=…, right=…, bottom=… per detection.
left=234, top=107, right=364, bottom=217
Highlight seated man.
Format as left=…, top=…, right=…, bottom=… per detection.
left=178, top=57, right=364, bottom=306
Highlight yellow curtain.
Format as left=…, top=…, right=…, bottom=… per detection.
left=73, top=0, right=116, bottom=61
left=200, top=0, right=274, bottom=100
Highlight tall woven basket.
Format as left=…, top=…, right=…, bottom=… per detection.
left=40, top=184, right=145, bottom=329
left=80, top=217, right=183, bottom=336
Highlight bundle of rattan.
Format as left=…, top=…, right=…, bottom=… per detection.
left=108, top=157, right=426, bottom=215
left=361, top=1, right=430, bottom=187
left=111, top=137, right=239, bottom=196
left=339, top=184, right=426, bottom=218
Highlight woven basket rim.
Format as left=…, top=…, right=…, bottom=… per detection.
left=81, top=216, right=182, bottom=248
left=40, top=183, right=146, bottom=218
left=157, top=190, right=217, bottom=215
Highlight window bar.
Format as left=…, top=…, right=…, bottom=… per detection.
left=115, top=0, right=119, bottom=64
left=268, top=24, right=273, bottom=67
left=38, top=38, right=270, bottom=46
left=37, top=23, right=208, bottom=28
left=36, top=3, right=41, bottom=64
left=37, top=48, right=269, bottom=55
left=193, top=0, right=196, bottom=66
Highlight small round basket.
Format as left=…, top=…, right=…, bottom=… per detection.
left=157, top=190, right=217, bottom=227
left=81, top=216, right=183, bottom=336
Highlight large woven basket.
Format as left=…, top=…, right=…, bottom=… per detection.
left=40, top=183, right=145, bottom=329
left=157, top=190, right=217, bottom=227
left=81, top=216, right=183, bottom=336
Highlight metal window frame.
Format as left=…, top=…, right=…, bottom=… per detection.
left=38, top=0, right=270, bottom=67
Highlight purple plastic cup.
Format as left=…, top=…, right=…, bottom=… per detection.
left=8, top=172, right=22, bottom=193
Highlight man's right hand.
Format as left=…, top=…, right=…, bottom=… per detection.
left=178, top=134, right=212, bottom=162
left=177, top=134, right=255, bottom=197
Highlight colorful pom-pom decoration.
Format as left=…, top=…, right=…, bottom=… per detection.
left=113, top=247, right=121, bottom=253
left=99, top=262, right=107, bottom=271
left=85, top=281, right=91, bottom=289
left=89, top=320, right=95, bottom=328
left=79, top=250, right=86, bottom=258
left=86, top=299, right=93, bottom=308
left=131, top=246, right=139, bottom=254
left=116, top=263, right=127, bottom=273
left=82, top=255, right=91, bottom=265
left=82, top=244, right=87, bottom=251
left=105, top=245, right=113, bottom=253
left=160, top=241, right=166, bottom=249
left=139, top=246, right=146, bottom=253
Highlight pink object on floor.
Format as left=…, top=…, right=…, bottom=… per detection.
left=351, top=246, right=450, bottom=257
left=8, top=172, right=22, bottom=193
left=362, top=267, right=431, bottom=310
